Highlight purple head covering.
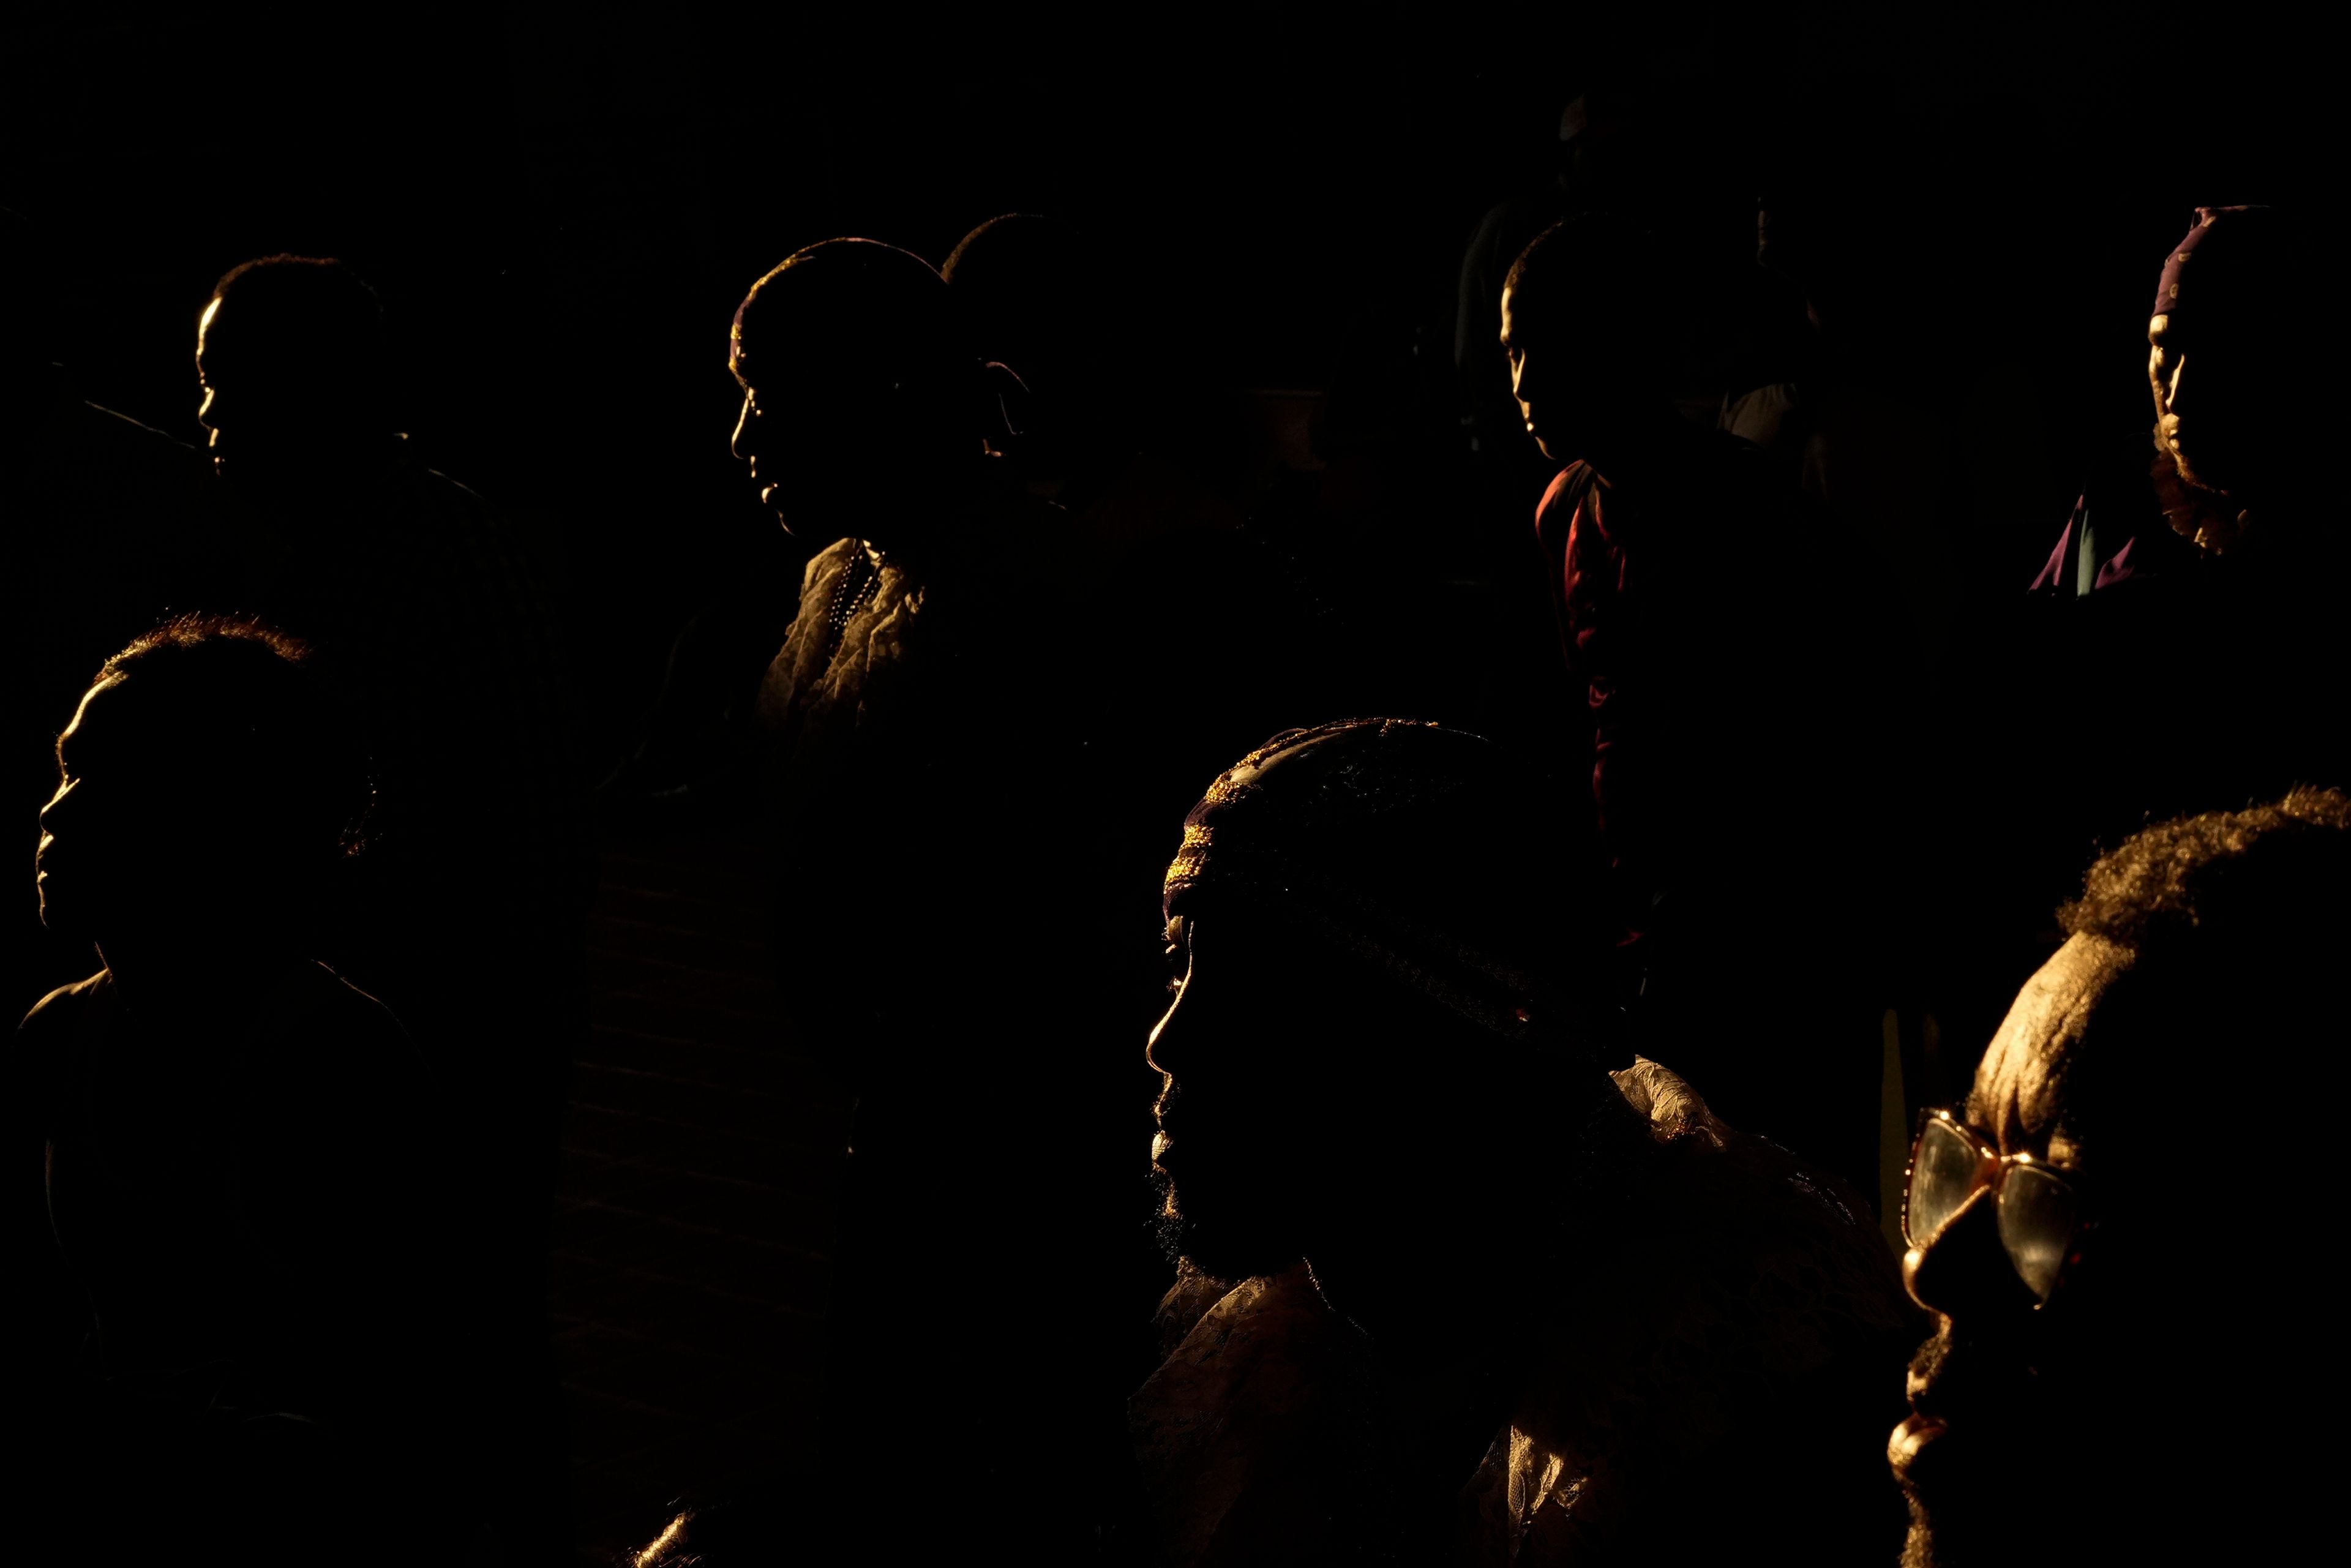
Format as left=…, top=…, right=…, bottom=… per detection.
left=2153, top=205, right=2268, bottom=318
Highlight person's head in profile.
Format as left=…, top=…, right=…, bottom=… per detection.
left=1499, top=214, right=1677, bottom=472
left=36, top=614, right=368, bottom=988
left=940, top=213, right=1113, bottom=482
left=1894, top=787, right=2349, bottom=1567
left=196, top=255, right=394, bottom=489
left=2143, top=206, right=2315, bottom=551
left=728, top=238, right=996, bottom=539
left=1147, top=718, right=1618, bottom=1326
left=1141, top=718, right=1911, bottom=1564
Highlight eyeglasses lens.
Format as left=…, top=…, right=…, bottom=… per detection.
left=1906, top=1119, right=1982, bottom=1248
left=1997, top=1164, right=2079, bottom=1302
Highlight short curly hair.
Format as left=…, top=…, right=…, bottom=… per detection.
left=2060, top=787, right=2351, bottom=956
left=93, top=612, right=374, bottom=863
left=2049, top=787, right=2349, bottom=1151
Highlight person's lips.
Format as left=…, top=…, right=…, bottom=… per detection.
left=1150, top=1129, right=1176, bottom=1171
left=1889, top=1411, right=1946, bottom=1474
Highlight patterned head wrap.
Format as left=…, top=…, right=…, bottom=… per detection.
left=1164, top=718, right=1611, bottom=1058
left=2153, top=205, right=2269, bottom=319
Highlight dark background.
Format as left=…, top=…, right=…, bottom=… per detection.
left=5, top=2, right=2323, bottom=763
left=4, top=6, right=2327, bottom=1555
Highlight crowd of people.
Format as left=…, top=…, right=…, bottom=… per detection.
left=4, top=81, right=2340, bottom=1567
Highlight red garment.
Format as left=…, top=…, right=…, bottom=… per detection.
left=1534, top=430, right=1903, bottom=1192
left=1534, top=461, right=1681, bottom=943
left=1532, top=430, right=1876, bottom=946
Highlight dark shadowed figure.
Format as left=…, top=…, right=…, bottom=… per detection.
left=1892, top=789, right=2346, bottom=1567
left=2018, top=206, right=2344, bottom=812
left=723, top=238, right=1168, bottom=1556
left=17, top=618, right=482, bottom=1564
left=943, top=212, right=1343, bottom=992
left=1, top=209, right=233, bottom=1035
left=1955, top=207, right=2349, bottom=1059
left=1455, top=88, right=1646, bottom=523
left=193, top=254, right=587, bottom=1559
left=1502, top=216, right=1905, bottom=1193
left=1135, top=719, right=1913, bottom=1567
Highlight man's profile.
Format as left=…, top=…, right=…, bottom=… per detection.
left=729, top=238, right=1160, bottom=1553
left=20, top=615, right=480, bottom=1563
left=1136, top=718, right=1914, bottom=1567
left=1893, top=786, right=2347, bottom=1567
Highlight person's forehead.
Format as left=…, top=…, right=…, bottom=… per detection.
left=57, top=675, right=128, bottom=760
left=1969, top=934, right=2123, bottom=1152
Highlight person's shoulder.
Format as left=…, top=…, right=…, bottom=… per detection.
left=1622, top=1055, right=1906, bottom=1312
left=255, top=962, right=416, bottom=1054
left=41, top=400, right=210, bottom=493
left=17, top=970, right=112, bottom=1038
left=1538, top=465, right=1588, bottom=516
left=1693, top=422, right=1783, bottom=485
left=407, top=457, right=492, bottom=512
left=1535, top=464, right=1595, bottom=548
left=75, top=399, right=198, bottom=456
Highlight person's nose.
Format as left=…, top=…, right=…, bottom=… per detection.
left=38, top=776, right=78, bottom=839
left=1510, top=347, right=1541, bottom=410
left=198, top=384, right=222, bottom=435
left=1904, top=1182, right=2041, bottom=1321
left=729, top=391, right=757, bottom=463
left=1145, top=978, right=1195, bottom=1082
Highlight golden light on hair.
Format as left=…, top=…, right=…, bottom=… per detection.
left=632, top=1510, right=692, bottom=1567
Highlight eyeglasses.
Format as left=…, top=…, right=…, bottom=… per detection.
left=1902, top=1108, right=2088, bottom=1304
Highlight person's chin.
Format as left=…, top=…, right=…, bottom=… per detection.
left=1894, top=1421, right=2091, bottom=1568
left=1151, top=1167, right=1298, bottom=1282
left=768, top=486, right=849, bottom=539
left=34, top=876, right=86, bottom=937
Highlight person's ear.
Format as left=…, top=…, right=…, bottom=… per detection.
left=980, top=360, right=1029, bottom=442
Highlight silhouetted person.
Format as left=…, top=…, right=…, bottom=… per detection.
left=1456, top=88, right=1641, bottom=519
left=732, top=238, right=1155, bottom=1553
left=1502, top=215, right=1900, bottom=1191
left=943, top=212, right=1341, bottom=967
left=2022, top=205, right=2341, bottom=800
left=1955, top=207, right=2349, bottom=1056
left=194, top=253, right=587, bottom=1558
left=1135, top=719, right=1912, bottom=1566
left=18, top=617, right=480, bottom=1564
left=2, top=209, right=229, bottom=1037
left=1731, top=107, right=1979, bottom=676
left=1892, top=787, right=2345, bottom=1566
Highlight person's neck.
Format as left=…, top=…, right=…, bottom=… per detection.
left=1307, top=1204, right=1533, bottom=1364
left=1578, top=404, right=1693, bottom=489
left=228, top=431, right=406, bottom=503
left=861, top=452, right=1007, bottom=557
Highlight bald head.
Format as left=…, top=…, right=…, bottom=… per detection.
left=196, top=254, right=392, bottom=479
left=727, top=239, right=990, bottom=536
left=730, top=239, right=969, bottom=396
